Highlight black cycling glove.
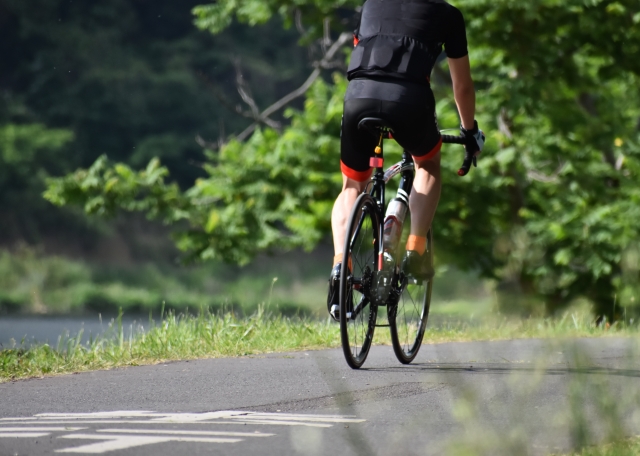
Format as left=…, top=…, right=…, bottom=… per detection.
left=461, top=120, right=485, bottom=157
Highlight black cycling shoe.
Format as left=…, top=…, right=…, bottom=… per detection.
left=327, top=263, right=341, bottom=322
left=401, top=250, right=434, bottom=281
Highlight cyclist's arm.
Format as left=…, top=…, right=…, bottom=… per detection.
left=448, top=55, right=475, bottom=130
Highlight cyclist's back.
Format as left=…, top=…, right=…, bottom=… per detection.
left=348, top=0, right=467, bottom=85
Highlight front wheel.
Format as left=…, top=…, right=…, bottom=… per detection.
left=340, top=193, right=381, bottom=369
left=389, top=229, right=433, bottom=364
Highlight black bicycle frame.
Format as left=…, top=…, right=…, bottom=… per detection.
left=365, top=141, right=415, bottom=273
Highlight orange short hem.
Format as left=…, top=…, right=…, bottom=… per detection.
left=412, top=136, right=443, bottom=163
left=341, top=161, right=373, bottom=182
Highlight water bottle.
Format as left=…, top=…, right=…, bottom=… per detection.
left=383, top=193, right=409, bottom=257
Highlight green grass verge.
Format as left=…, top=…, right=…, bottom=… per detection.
left=1, top=309, right=638, bottom=383
left=558, top=436, right=640, bottom=456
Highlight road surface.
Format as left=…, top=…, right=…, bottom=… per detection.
left=1, top=338, right=639, bottom=455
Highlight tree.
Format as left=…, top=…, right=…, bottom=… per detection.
left=45, top=0, right=640, bottom=320
left=0, top=122, right=74, bottom=242
left=1, top=0, right=312, bottom=244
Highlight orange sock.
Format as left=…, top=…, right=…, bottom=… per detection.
left=333, top=254, right=353, bottom=270
left=406, top=235, right=427, bottom=255
left=333, top=254, right=343, bottom=267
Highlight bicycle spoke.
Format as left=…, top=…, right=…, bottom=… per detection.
left=390, top=226, right=432, bottom=364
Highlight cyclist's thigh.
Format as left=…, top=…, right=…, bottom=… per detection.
left=380, top=98, right=442, bottom=161
left=341, top=98, right=381, bottom=181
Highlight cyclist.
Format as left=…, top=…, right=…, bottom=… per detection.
left=327, top=0, right=485, bottom=320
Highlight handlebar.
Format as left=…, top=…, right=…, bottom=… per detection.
left=441, top=134, right=477, bottom=177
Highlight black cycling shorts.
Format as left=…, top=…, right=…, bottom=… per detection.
left=340, top=82, right=442, bottom=182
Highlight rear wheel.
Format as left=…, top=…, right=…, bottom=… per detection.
left=389, top=228, right=433, bottom=364
left=340, top=193, right=380, bottom=369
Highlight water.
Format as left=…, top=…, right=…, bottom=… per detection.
left=0, top=315, right=148, bottom=348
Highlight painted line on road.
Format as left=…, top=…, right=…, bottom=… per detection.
left=0, top=419, right=329, bottom=427
left=55, top=434, right=242, bottom=454
left=37, top=411, right=156, bottom=419
left=0, top=427, right=85, bottom=432
left=214, top=419, right=333, bottom=427
left=98, top=428, right=274, bottom=437
left=0, top=410, right=367, bottom=453
left=233, top=413, right=366, bottom=423
left=28, top=411, right=364, bottom=422
left=0, top=432, right=51, bottom=438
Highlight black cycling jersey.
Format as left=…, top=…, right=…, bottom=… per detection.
left=340, top=0, right=469, bottom=177
left=348, top=0, right=468, bottom=84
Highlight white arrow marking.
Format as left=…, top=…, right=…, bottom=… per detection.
left=55, top=434, right=242, bottom=454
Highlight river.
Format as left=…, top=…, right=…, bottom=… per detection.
left=0, top=315, right=147, bottom=348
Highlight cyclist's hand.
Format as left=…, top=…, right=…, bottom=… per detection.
left=461, top=120, right=485, bottom=157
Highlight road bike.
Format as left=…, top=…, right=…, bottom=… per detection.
left=339, top=117, right=475, bottom=369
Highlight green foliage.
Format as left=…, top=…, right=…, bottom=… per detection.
left=0, top=247, right=336, bottom=316
left=44, top=0, right=640, bottom=320
left=46, top=76, right=346, bottom=265
left=1, top=0, right=310, bottom=243
left=455, top=0, right=640, bottom=318
left=0, top=248, right=221, bottom=315
left=193, top=0, right=359, bottom=36
left=0, top=122, right=75, bottom=241
left=44, top=156, right=189, bottom=223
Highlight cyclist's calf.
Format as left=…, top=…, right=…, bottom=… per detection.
left=409, top=152, right=441, bottom=238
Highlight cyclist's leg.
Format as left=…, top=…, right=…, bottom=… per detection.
left=409, top=151, right=441, bottom=242
left=376, top=97, right=441, bottom=254
left=327, top=98, right=378, bottom=319
left=331, top=98, right=379, bottom=264
left=331, top=175, right=368, bottom=263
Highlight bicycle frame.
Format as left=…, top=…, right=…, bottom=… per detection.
left=363, top=140, right=414, bottom=273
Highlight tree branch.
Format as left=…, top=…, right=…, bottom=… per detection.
left=236, top=32, right=351, bottom=142
left=233, top=59, right=281, bottom=130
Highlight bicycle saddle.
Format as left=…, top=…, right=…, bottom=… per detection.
left=358, top=117, right=395, bottom=138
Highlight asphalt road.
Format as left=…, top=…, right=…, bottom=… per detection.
left=1, top=338, right=639, bottom=456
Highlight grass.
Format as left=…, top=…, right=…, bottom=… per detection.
left=1, top=308, right=637, bottom=383
left=558, top=437, right=640, bottom=456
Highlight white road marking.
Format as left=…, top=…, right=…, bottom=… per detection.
left=37, top=411, right=156, bottom=419
left=234, top=413, right=366, bottom=423
left=0, top=419, right=331, bottom=427
left=98, top=428, right=274, bottom=437
left=214, top=419, right=333, bottom=427
left=0, top=410, right=366, bottom=453
left=0, top=427, right=85, bottom=432
left=0, top=432, right=51, bottom=438
left=0, top=419, right=333, bottom=429
left=148, top=411, right=249, bottom=422
left=55, top=434, right=242, bottom=454
left=27, top=411, right=363, bottom=423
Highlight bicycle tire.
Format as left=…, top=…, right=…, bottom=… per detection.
left=340, top=193, right=380, bottom=369
left=389, top=228, right=433, bottom=364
